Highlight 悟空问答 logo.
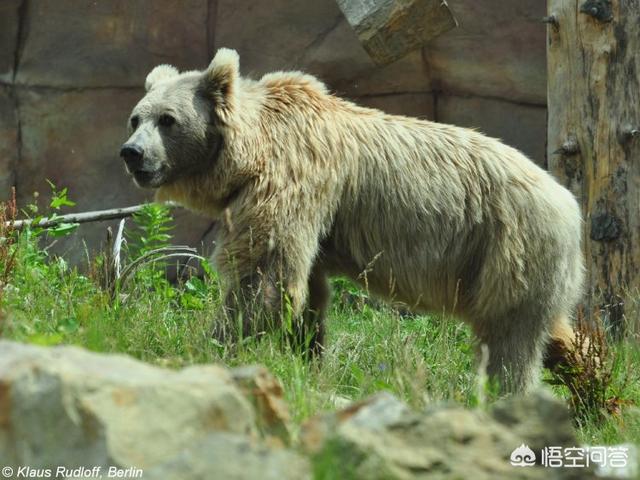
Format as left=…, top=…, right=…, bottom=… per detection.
left=510, top=444, right=536, bottom=467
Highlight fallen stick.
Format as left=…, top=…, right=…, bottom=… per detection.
left=7, top=204, right=175, bottom=230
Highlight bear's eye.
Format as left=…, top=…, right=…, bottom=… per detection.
left=159, top=114, right=176, bottom=127
left=130, top=115, right=139, bottom=130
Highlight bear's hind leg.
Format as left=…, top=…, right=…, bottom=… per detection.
left=475, top=305, right=550, bottom=394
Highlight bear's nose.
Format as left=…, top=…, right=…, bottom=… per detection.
left=120, top=144, right=144, bottom=169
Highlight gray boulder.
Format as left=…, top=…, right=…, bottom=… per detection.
left=230, top=365, right=292, bottom=446
left=0, top=341, right=257, bottom=468
left=145, top=432, right=310, bottom=480
left=302, top=390, right=600, bottom=480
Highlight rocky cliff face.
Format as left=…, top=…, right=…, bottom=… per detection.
left=0, top=0, right=546, bottom=262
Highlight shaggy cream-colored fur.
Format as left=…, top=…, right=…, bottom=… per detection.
left=125, top=48, right=584, bottom=393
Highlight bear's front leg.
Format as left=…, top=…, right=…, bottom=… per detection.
left=212, top=270, right=316, bottom=351
left=297, top=264, right=330, bottom=357
left=210, top=240, right=319, bottom=355
left=213, top=271, right=286, bottom=343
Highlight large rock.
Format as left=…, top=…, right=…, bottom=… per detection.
left=15, top=0, right=213, bottom=87
left=0, top=341, right=308, bottom=479
left=0, top=340, right=258, bottom=468
left=231, top=365, right=292, bottom=446
left=437, top=94, right=547, bottom=166
left=492, top=391, right=576, bottom=449
left=0, top=86, right=18, bottom=198
left=302, top=390, right=598, bottom=480
left=145, top=433, right=311, bottom=480
left=335, top=0, right=457, bottom=66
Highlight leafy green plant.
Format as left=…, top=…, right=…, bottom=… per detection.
left=332, top=277, right=370, bottom=311
left=30, top=181, right=80, bottom=238
left=122, top=203, right=175, bottom=292
left=115, top=203, right=207, bottom=312
left=15, top=181, right=79, bottom=240
left=127, top=203, right=174, bottom=259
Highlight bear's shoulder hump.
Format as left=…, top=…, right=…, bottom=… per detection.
left=259, top=71, right=328, bottom=96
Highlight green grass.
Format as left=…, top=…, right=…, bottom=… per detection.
left=1, top=201, right=639, bottom=448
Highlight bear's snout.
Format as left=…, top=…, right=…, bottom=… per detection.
left=120, top=143, right=145, bottom=171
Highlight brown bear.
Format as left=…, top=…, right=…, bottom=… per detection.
left=121, top=48, right=584, bottom=393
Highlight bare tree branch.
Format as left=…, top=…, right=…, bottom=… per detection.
left=7, top=204, right=177, bottom=230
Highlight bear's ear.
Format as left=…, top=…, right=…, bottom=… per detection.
left=201, top=48, right=239, bottom=118
left=145, top=64, right=179, bottom=91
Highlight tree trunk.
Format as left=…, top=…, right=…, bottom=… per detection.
left=547, top=0, right=640, bottom=331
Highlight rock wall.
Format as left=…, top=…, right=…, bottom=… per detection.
left=0, top=0, right=546, bottom=261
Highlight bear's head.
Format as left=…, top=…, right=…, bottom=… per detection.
left=120, top=48, right=240, bottom=190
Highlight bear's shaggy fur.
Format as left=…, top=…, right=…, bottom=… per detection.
left=123, top=48, right=584, bottom=393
